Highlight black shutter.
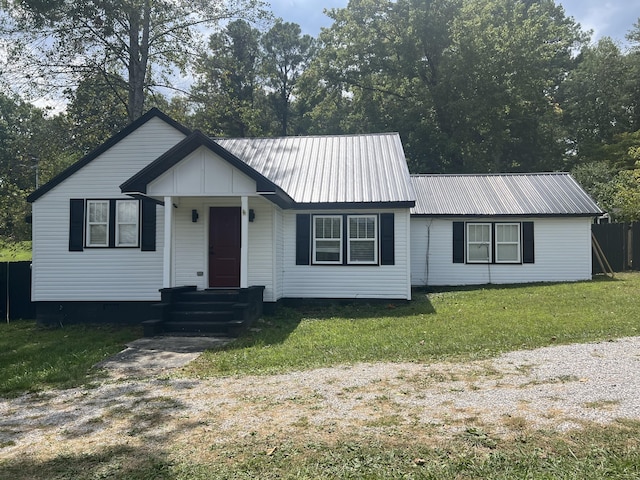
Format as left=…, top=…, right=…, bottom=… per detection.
left=141, top=199, right=157, bottom=251
left=453, top=221, right=465, bottom=263
left=296, top=214, right=311, bottom=265
left=69, top=199, right=85, bottom=251
left=108, top=199, right=116, bottom=247
left=523, top=221, right=535, bottom=264
left=380, top=213, right=395, bottom=265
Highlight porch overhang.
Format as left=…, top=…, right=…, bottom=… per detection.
left=119, top=130, right=295, bottom=208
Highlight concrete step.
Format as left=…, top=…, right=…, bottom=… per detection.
left=163, top=320, right=244, bottom=336
left=169, top=310, right=234, bottom=323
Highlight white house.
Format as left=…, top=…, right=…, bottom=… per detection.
left=27, top=109, right=602, bottom=331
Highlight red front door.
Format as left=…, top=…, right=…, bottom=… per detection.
left=208, top=207, right=241, bottom=287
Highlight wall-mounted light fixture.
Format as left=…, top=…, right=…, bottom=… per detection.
left=249, top=209, right=256, bottom=222
left=191, top=209, right=199, bottom=223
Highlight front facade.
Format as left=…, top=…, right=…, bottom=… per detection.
left=28, top=110, right=415, bottom=324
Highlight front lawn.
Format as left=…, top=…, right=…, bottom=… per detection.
left=0, top=321, right=141, bottom=395
left=184, top=272, right=640, bottom=377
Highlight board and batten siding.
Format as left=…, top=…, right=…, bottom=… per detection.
left=281, top=209, right=412, bottom=300
left=410, top=216, right=594, bottom=286
left=172, top=197, right=277, bottom=302
left=31, top=117, right=187, bottom=301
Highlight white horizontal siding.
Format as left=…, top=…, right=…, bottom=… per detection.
left=247, top=198, right=275, bottom=301
left=274, top=208, right=284, bottom=301
left=281, top=209, right=412, bottom=300
left=411, top=216, right=594, bottom=286
left=172, top=197, right=276, bottom=301
left=31, top=118, right=186, bottom=301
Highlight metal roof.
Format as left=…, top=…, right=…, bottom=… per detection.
left=410, top=173, right=603, bottom=216
left=216, top=133, right=415, bottom=206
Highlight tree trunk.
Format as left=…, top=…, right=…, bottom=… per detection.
left=127, top=0, right=151, bottom=122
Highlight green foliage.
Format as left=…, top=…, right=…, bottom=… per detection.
left=191, top=19, right=271, bottom=137
left=262, top=20, right=316, bottom=135
left=63, top=72, right=130, bottom=155
left=0, top=240, right=31, bottom=261
left=0, top=321, right=140, bottom=395
left=572, top=134, right=640, bottom=221
left=185, top=273, right=640, bottom=378
left=0, top=0, right=266, bottom=121
left=0, top=93, right=74, bottom=242
left=305, top=0, right=584, bottom=173
left=560, top=38, right=634, bottom=161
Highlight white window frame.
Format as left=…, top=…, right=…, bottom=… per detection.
left=466, top=223, right=491, bottom=263
left=115, top=200, right=140, bottom=247
left=313, top=215, right=343, bottom=264
left=495, top=223, right=521, bottom=263
left=347, top=215, right=378, bottom=264
left=86, top=200, right=109, bottom=247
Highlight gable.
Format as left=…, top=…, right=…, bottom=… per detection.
left=147, top=146, right=257, bottom=196
left=27, top=108, right=191, bottom=203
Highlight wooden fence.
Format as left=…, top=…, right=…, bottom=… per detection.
left=592, top=223, right=640, bottom=274
left=0, top=261, right=35, bottom=320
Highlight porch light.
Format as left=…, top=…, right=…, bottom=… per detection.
left=191, top=209, right=199, bottom=223
left=249, top=209, right=255, bottom=222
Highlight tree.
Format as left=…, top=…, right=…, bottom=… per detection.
left=0, top=0, right=265, bottom=122
left=307, top=0, right=584, bottom=173
left=261, top=20, right=316, bottom=135
left=559, top=38, right=633, bottom=163
left=63, top=72, right=130, bottom=155
left=440, top=0, right=584, bottom=172
left=0, top=94, right=70, bottom=241
left=191, top=19, right=270, bottom=137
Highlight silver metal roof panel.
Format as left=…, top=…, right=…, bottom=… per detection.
left=216, top=133, right=415, bottom=205
left=410, top=173, right=603, bottom=216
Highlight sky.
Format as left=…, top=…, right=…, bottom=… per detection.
left=268, top=0, right=640, bottom=46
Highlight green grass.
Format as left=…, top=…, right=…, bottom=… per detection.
left=184, top=272, right=640, bottom=377
left=0, top=241, right=32, bottom=261
left=0, top=320, right=141, bottom=395
left=1, top=422, right=639, bottom=479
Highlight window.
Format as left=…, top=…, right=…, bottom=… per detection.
left=297, top=213, right=395, bottom=266
left=308, top=214, right=384, bottom=265
left=313, top=215, right=342, bottom=263
left=455, top=221, right=528, bottom=264
left=348, top=215, right=377, bottom=264
left=467, top=223, right=491, bottom=263
left=85, top=199, right=139, bottom=248
left=86, top=200, right=109, bottom=247
left=116, top=200, right=139, bottom=247
left=495, top=223, right=520, bottom=263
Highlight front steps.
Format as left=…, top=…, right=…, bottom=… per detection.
left=142, top=285, right=264, bottom=337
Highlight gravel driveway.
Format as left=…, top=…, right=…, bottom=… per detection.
left=1, top=336, right=639, bottom=461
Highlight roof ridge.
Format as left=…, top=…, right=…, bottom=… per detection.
left=410, top=172, right=570, bottom=177
left=213, top=132, right=401, bottom=141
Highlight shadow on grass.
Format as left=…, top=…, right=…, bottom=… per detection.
left=417, top=273, right=623, bottom=295
left=0, top=444, right=173, bottom=480
left=0, top=376, right=212, bottom=480
left=222, top=295, right=437, bottom=352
